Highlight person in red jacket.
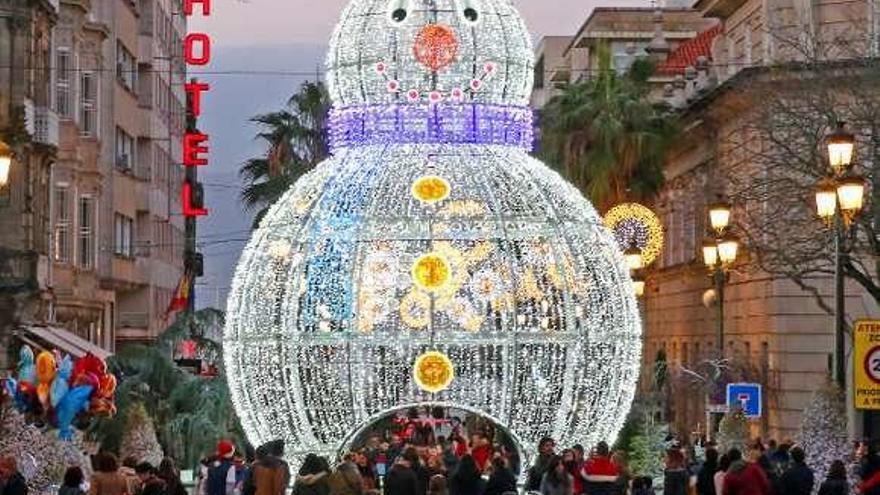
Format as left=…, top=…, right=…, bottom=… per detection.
left=580, top=442, right=619, bottom=495
left=470, top=433, right=493, bottom=472
left=723, top=448, right=772, bottom=495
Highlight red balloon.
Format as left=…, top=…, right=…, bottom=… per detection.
left=71, top=354, right=106, bottom=384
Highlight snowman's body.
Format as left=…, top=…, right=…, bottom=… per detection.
left=224, top=0, right=642, bottom=467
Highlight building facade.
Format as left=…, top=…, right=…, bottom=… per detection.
left=0, top=0, right=186, bottom=370
left=644, top=0, right=880, bottom=440
left=0, top=0, right=60, bottom=369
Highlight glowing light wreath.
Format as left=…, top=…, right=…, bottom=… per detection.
left=604, top=203, right=664, bottom=267
left=225, top=0, right=642, bottom=470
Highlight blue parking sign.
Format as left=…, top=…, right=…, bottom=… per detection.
left=727, top=383, right=762, bottom=418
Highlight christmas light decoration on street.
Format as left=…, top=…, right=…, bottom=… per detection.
left=604, top=202, right=664, bottom=297
left=224, top=0, right=641, bottom=469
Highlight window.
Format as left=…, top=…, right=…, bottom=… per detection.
left=53, top=185, right=71, bottom=262
left=115, top=127, right=135, bottom=170
left=80, top=72, right=97, bottom=136
left=56, top=49, right=72, bottom=118
left=78, top=196, right=95, bottom=270
left=116, top=42, right=138, bottom=91
left=114, top=214, right=134, bottom=257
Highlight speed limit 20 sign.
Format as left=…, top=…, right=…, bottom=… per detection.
left=854, top=320, right=880, bottom=410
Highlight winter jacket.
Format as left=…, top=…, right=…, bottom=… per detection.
left=484, top=467, right=516, bottom=495
left=293, top=473, right=330, bottom=495
left=1, top=472, right=27, bottom=495
left=141, top=477, right=167, bottom=495
left=817, top=478, right=848, bottom=495
left=252, top=456, right=292, bottom=495
left=539, top=473, right=573, bottom=495
left=564, top=463, right=583, bottom=495
left=59, top=486, right=84, bottom=495
left=449, top=471, right=485, bottom=495
left=696, top=463, right=718, bottom=495
left=722, top=461, right=771, bottom=495
left=385, top=465, right=419, bottom=495
left=89, top=471, right=134, bottom=495
left=208, top=460, right=237, bottom=495
left=528, top=454, right=555, bottom=492
left=327, top=463, right=363, bottom=495
left=779, top=462, right=814, bottom=495
left=664, top=468, right=689, bottom=495
left=580, top=457, right=619, bottom=495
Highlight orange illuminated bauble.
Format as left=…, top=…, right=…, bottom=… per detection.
left=412, top=253, right=451, bottom=292
left=413, top=24, right=459, bottom=72
left=413, top=351, right=454, bottom=393
left=412, top=175, right=451, bottom=204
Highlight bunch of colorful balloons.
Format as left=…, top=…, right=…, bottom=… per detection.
left=2, top=345, right=117, bottom=440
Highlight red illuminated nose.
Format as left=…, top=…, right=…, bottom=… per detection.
left=413, top=24, right=459, bottom=72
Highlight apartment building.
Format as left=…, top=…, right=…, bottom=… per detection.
left=641, top=0, right=880, bottom=440
left=0, top=0, right=60, bottom=370
left=0, top=0, right=186, bottom=370
left=539, top=6, right=717, bottom=92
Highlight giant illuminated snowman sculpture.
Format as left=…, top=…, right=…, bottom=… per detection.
left=224, top=0, right=642, bottom=468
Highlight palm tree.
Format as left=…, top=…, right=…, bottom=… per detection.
left=92, top=309, right=244, bottom=468
left=538, top=44, right=678, bottom=211
left=240, top=81, right=330, bottom=227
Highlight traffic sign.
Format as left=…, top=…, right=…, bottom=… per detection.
left=726, top=383, right=762, bottom=418
left=854, top=320, right=880, bottom=410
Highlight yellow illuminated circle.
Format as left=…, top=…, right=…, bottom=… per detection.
left=411, top=175, right=451, bottom=204
left=603, top=203, right=664, bottom=267
left=412, top=253, right=451, bottom=292
left=413, top=351, right=455, bottom=393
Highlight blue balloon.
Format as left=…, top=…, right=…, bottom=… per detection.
left=55, top=385, right=93, bottom=441
left=18, top=346, right=35, bottom=384
left=50, top=356, right=73, bottom=408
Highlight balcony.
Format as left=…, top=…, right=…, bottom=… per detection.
left=34, top=107, right=60, bottom=146
left=119, top=312, right=148, bottom=329
left=23, top=99, right=60, bottom=147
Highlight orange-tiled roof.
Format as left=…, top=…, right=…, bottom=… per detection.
left=655, top=24, right=723, bottom=76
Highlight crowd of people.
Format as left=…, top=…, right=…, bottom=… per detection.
left=11, top=430, right=880, bottom=495
left=522, top=435, right=880, bottom=495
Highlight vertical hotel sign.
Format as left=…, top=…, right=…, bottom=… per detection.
left=182, top=0, right=210, bottom=217
left=854, top=320, right=880, bottom=410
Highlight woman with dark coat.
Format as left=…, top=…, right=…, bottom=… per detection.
left=818, top=460, right=848, bottom=495
left=539, top=457, right=573, bottom=495
left=293, top=455, right=331, bottom=495
left=696, top=448, right=719, bottom=495
left=449, top=456, right=485, bottom=495
left=663, top=450, right=689, bottom=495
left=484, top=458, right=516, bottom=495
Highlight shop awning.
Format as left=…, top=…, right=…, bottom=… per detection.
left=18, top=324, right=112, bottom=361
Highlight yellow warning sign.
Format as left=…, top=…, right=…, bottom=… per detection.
left=854, top=320, right=880, bottom=410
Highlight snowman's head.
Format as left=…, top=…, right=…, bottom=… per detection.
left=326, top=0, right=534, bottom=108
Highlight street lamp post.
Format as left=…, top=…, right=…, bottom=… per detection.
left=814, top=121, right=863, bottom=390
left=702, top=200, right=739, bottom=360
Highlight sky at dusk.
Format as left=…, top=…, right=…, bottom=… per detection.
left=192, top=0, right=649, bottom=46
left=192, top=0, right=649, bottom=308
